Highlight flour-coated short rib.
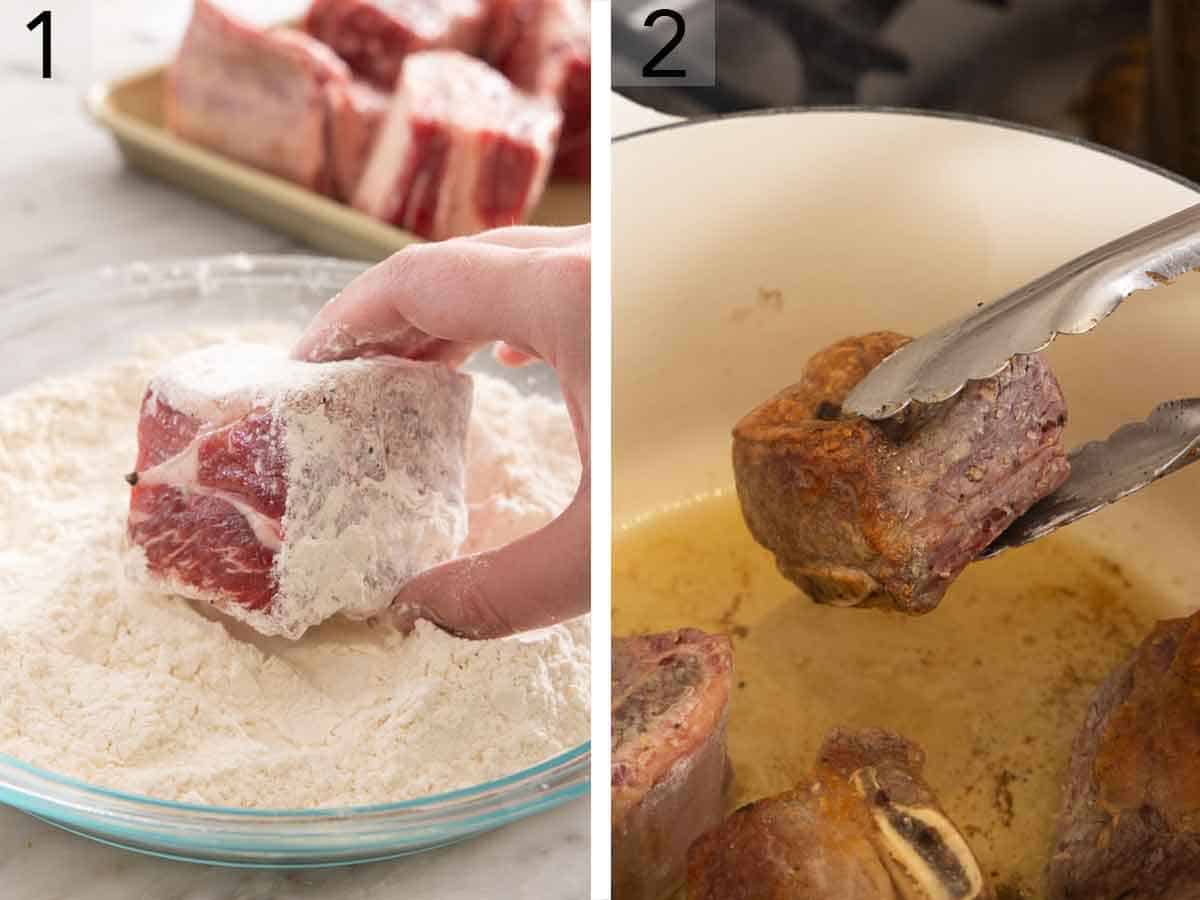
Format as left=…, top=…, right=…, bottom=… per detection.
left=126, top=343, right=471, bottom=639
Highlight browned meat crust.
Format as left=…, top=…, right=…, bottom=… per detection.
left=612, top=629, right=734, bottom=900
left=733, top=332, right=1070, bottom=613
left=688, top=728, right=991, bottom=899
left=1047, top=611, right=1200, bottom=899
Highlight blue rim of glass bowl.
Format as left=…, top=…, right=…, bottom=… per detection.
left=0, top=254, right=591, bottom=865
left=0, top=740, right=591, bottom=864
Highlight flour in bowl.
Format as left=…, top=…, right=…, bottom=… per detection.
left=0, top=324, right=589, bottom=808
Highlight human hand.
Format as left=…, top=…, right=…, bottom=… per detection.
left=292, top=225, right=590, bottom=639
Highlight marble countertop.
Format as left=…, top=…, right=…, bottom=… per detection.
left=0, top=3, right=588, bottom=897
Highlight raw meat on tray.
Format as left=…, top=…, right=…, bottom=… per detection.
left=326, top=78, right=390, bottom=201
left=125, top=343, right=472, bottom=640
left=166, top=0, right=350, bottom=192
left=612, top=629, right=733, bottom=900
left=733, top=331, right=1070, bottom=615
left=547, top=39, right=590, bottom=180
left=353, top=50, right=562, bottom=240
left=304, top=0, right=488, bottom=90
left=485, top=0, right=591, bottom=179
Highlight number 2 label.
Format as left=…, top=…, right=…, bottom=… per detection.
left=641, top=9, right=686, bottom=79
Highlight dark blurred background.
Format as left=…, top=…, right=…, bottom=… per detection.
left=613, top=0, right=1200, bottom=182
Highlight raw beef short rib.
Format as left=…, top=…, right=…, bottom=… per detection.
left=1047, top=611, right=1200, bottom=899
left=548, top=40, right=590, bottom=180
left=612, top=629, right=734, bottom=900
left=166, top=0, right=350, bottom=192
left=325, top=79, right=390, bottom=201
left=733, top=331, right=1070, bottom=614
left=304, top=0, right=487, bottom=90
left=485, top=0, right=590, bottom=179
left=688, top=728, right=991, bottom=899
left=353, top=50, right=561, bottom=241
left=126, top=343, right=471, bottom=639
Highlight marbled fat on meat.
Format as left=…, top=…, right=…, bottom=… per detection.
left=484, top=0, right=590, bottom=179
left=166, top=0, right=350, bottom=192
left=126, top=343, right=472, bottom=639
left=325, top=78, right=391, bottom=201
left=304, top=0, right=488, bottom=89
left=352, top=50, right=561, bottom=240
left=129, top=405, right=283, bottom=612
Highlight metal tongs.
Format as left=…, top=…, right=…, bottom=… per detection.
left=843, top=203, right=1200, bottom=558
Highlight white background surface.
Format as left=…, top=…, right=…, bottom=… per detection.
left=0, top=2, right=589, bottom=896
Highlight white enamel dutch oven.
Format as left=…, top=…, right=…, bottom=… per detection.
left=613, top=108, right=1200, bottom=889
left=615, top=108, right=1200, bottom=590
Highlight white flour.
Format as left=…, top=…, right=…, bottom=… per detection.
left=0, top=324, right=589, bottom=809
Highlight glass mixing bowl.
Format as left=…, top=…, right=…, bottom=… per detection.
left=0, top=255, right=589, bottom=866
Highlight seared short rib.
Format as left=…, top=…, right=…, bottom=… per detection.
left=688, top=728, right=991, bottom=899
left=612, top=629, right=733, bottom=900
left=733, top=331, right=1070, bottom=614
left=1047, top=611, right=1200, bottom=899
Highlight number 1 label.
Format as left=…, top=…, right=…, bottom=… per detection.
left=27, top=10, right=51, bottom=79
